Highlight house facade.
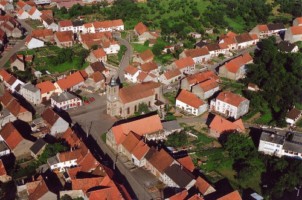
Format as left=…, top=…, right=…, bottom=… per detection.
left=51, top=92, right=83, bottom=110
left=210, top=91, right=249, bottom=119
left=176, top=90, right=208, bottom=116
left=19, top=83, right=41, bottom=105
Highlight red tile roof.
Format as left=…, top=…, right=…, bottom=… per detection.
left=163, top=69, right=181, bottom=80
left=197, top=78, right=219, bottom=92
left=58, top=20, right=72, bottom=27
left=147, top=148, right=174, bottom=173
left=217, top=190, right=242, bottom=200
left=195, top=176, right=212, bottom=195
left=124, top=65, right=139, bottom=75
left=55, top=31, right=73, bottom=43
left=169, top=190, right=188, bottom=200
left=216, top=91, right=248, bottom=107
left=91, top=71, right=104, bottom=82
left=92, top=48, right=106, bottom=58
left=56, top=71, right=84, bottom=90
left=28, top=6, right=37, bottom=16
left=0, top=69, right=12, bottom=82
left=112, top=114, right=163, bottom=145
left=0, top=122, right=23, bottom=150
left=134, top=22, right=148, bottom=35
left=184, top=48, right=209, bottom=58
left=258, top=24, right=269, bottom=32
left=0, top=159, right=7, bottom=176
left=291, top=26, right=302, bottom=35
left=224, top=53, right=253, bottom=73
left=139, top=49, right=154, bottom=62
left=295, top=17, right=302, bottom=25
left=72, top=177, right=104, bottom=193
left=60, top=128, right=80, bottom=147
left=177, top=90, right=205, bottom=109
left=174, top=57, right=195, bottom=69
left=6, top=99, right=28, bottom=116
left=41, top=108, right=60, bottom=126
left=32, top=29, right=53, bottom=39
left=209, top=115, right=245, bottom=135
left=28, top=178, right=51, bottom=200
left=177, top=155, right=195, bottom=172
left=0, top=90, right=14, bottom=106
left=140, top=62, right=157, bottom=72
left=119, top=81, right=161, bottom=104
left=36, top=81, right=55, bottom=94
left=132, top=140, right=150, bottom=160
left=121, top=132, right=141, bottom=153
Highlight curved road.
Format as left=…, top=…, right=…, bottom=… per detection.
left=0, top=19, right=33, bottom=68
left=116, top=36, right=133, bottom=82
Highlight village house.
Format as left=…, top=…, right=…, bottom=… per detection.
left=285, top=26, right=302, bottom=43
left=136, top=71, right=157, bottom=83
left=0, top=1, right=14, bottom=12
left=58, top=20, right=73, bottom=32
left=84, top=61, right=109, bottom=77
left=209, top=115, right=245, bottom=138
left=219, top=53, right=253, bottom=80
left=0, top=122, right=33, bottom=159
left=181, top=70, right=219, bottom=91
left=36, top=81, right=56, bottom=101
left=25, top=35, right=44, bottom=49
left=84, top=71, right=106, bottom=92
left=106, top=114, right=164, bottom=151
left=118, top=131, right=142, bottom=161
left=210, top=91, right=250, bottom=119
left=10, top=54, right=25, bottom=71
left=19, top=83, right=41, bottom=105
left=176, top=90, right=208, bottom=116
left=124, top=65, right=141, bottom=83
left=218, top=31, right=238, bottom=50
left=0, top=159, right=11, bottom=183
left=0, top=29, right=7, bottom=45
left=170, top=57, right=195, bottom=75
left=40, top=14, right=58, bottom=31
left=234, top=33, right=259, bottom=49
left=191, top=78, right=219, bottom=100
left=0, top=107, right=17, bottom=129
left=277, top=41, right=299, bottom=53
left=16, top=1, right=33, bottom=12
left=0, top=90, right=32, bottom=122
left=134, top=22, right=158, bottom=43
left=0, top=16, right=22, bottom=38
left=179, top=48, right=211, bottom=64
left=158, top=69, right=182, bottom=85
left=218, top=190, right=242, bottom=200
left=29, top=138, right=47, bottom=159
left=247, top=83, right=260, bottom=92
left=28, top=7, right=42, bottom=20
left=0, top=70, right=24, bottom=93
left=86, top=48, right=107, bottom=63
left=176, top=155, right=195, bottom=172
left=293, top=17, right=302, bottom=26
left=17, top=9, right=29, bottom=19
left=55, top=71, right=85, bottom=93
left=31, top=28, right=54, bottom=42
left=34, top=0, right=51, bottom=5
left=256, top=131, right=302, bottom=159
left=17, top=176, right=57, bottom=200
left=135, top=49, right=154, bottom=64
left=205, top=43, right=229, bottom=57
left=41, top=108, right=69, bottom=136
left=51, top=92, right=83, bottom=110
left=106, top=79, right=165, bottom=118
left=131, top=140, right=150, bottom=167
left=54, top=31, right=74, bottom=48
left=250, top=23, right=286, bottom=38
left=195, top=176, right=216, bottom=196
left=285, top=108, right=302, bottom=126
left=139, top=62, right=159, bottom=75
left=82, top=19, right=124, bottom=33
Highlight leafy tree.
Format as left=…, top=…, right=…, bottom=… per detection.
left=166, top=131, right=188, bottom=148
left=136, top=103, right=150, bottom=115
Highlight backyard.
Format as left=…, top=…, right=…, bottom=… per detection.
left=19, top=45, right=89, bottom=74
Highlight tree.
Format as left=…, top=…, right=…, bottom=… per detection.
left=136, top=103, right=150, bottom=115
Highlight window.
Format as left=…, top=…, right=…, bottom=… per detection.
left=127, top=107, right=130, bottom=114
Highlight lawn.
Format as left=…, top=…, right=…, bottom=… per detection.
left=219, top=78, right=245, bottom=95
left=155, top=54, right=175, bottom=64
left=255, top=110, right=273, bottom=125
left=225, top=16, right=246, bottom=33
left=164, top=91, right=177, bottom=105
left=132, top=43, right=151, bottom=53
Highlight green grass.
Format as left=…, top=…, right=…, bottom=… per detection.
left=164, top=91, right=177, bottom=105
left=132, top=43, right=151, bottom=53
left=220, top=78, right=245, bottom=94
left=255, top=111, right=273, bottom=124
left=225, top=16, right=246, bottom=33
left=155, top=54, right=174, bottom=64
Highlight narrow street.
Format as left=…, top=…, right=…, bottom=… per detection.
left=0, top=19, right=33, bottom=68
left=116, top=36, right=133, bottom=82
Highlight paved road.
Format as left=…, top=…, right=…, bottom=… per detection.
left=116, top=36, right=133, bottom=82
left=0, top=19, right=33, bottom=68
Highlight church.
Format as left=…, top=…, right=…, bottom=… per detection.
left=106, top=78, right=165, bottom=118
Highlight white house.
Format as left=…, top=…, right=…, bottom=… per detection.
left=191, top=78, right=220, bottom=100
left=285, top=108, right=302, bottom=126
left=28, top=7, right=41, bottom=20
left=41, top=108, right=69, bottom=136
left=124, top=65, right=140, bottom=83
left=210, top=91, right=249, bottom=119
left=19, top=83, right=41, bottom=105
left=36, top=81, right=56, bottom=101
left=17, top=9, right=29, bottom=20
left=103, top=42, right=120, bottom=54
left=34, top=0, right=51, bottom=5
left=131, top=140, right=150, bottom=167
left=176, top=90, right=208, bottom=116
left=51, top=92, right=82, bottom=110
left=258, top=131, right=284, bottom=157
left=25, top=36, right=44, bottom=49
left=171, top=57, right=195, bottom=75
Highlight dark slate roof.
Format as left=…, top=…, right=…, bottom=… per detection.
left=260, top=131, right=284, bottom=145
left=235, top=33, right=253, bottom=43
left=22, top=83, right=39, bottom=93
left=267, top=23, right=285, bottom=31
left=30, top=138, right=47, bottom=155
left=278, top=41, right=297, bottom=53
left=162, top=121, right=181, bottom=132
left=195, top=40, right=207, bottom=48
left=72, top=20, right=84, bottom=27
left=164, top=164, right=195, bottom=188
left=206, top=43, right=221, bottom=51
left=51, top=92, right=78, bottom=103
